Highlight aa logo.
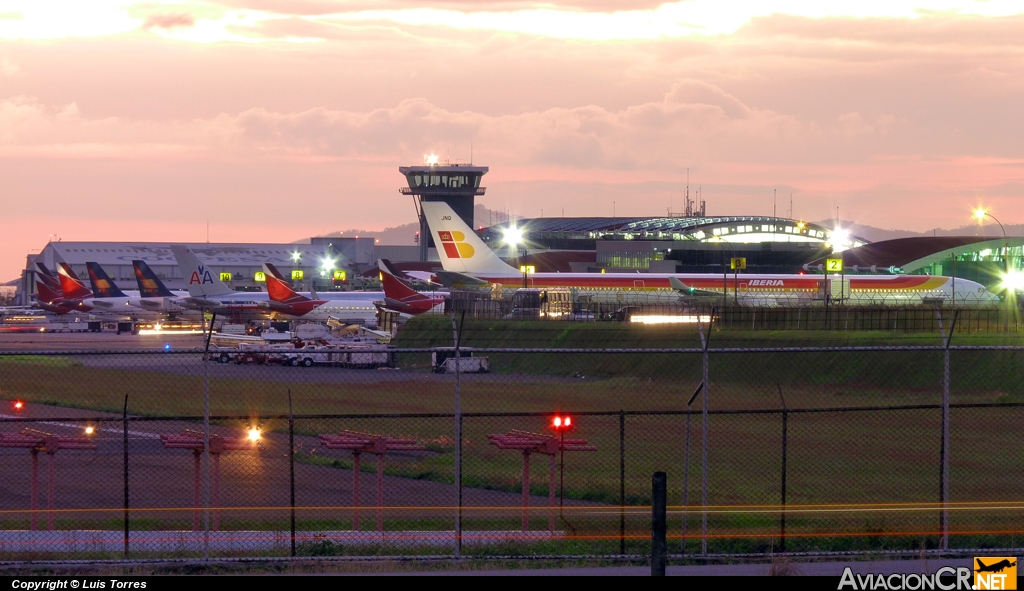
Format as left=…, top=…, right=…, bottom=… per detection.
left=975, top=557, right=1017, bottom=590
left=437, top=231, right=475, bottom=259
left=189, top=265, right=214, bottom=285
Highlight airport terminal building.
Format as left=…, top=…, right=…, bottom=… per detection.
left=14, top=237, right=382, bottom=306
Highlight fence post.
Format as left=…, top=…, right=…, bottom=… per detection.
left=939, top=310, right=957, bottom=550
left=682, top=380, right=702, bottom=555
left=289, top=389, right=296, bottom=557
left=202, top=311, right=215, bottom=560
left=652, top=471, right=667, bottom=577
left=619, top=410, right=625, bottom=555
left=452, top=312, right=465, bottom=556
left=123, top=394, right=129, bottom=559
left=778, top=384, right=788, bottom=553
left=701, top=317, right=711, bottom=555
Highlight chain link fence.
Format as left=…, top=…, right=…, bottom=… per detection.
left=0, top=332, right=1022, bottom=560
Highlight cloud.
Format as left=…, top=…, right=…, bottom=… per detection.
left=141, top=13, right=197, bottom=31
left=0, top=56, right=18, bottom=76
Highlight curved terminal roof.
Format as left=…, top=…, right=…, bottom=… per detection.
left=807, top=236, right=1024, bottom=273
left=482, top=216, right=868, bottom=251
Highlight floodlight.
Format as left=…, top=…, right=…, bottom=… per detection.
left=503, top=226, right=524, bottom=247
left=247, top=428, right=262, bottom=442
left=829, top=228, right=850, bottom=248
left=1001, top=270, right=1024, bottom=292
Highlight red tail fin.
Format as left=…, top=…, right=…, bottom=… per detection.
left=380, top=264, right=424, bottom=302
left=263, top=263, right=311, bottom=305
left=35, top=275, right=62, bottom=303
left=58, top=263, right=93, bottom=300
left=378, top=259, right=445, bottom=314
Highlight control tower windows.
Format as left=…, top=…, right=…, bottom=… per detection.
left=407, top=173, right=482, bottom=189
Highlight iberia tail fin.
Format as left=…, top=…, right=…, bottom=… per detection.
left=419, top=201, right=518, bottom=276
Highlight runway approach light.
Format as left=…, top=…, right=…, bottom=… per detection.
left=1002, top=270, right=1024, bottom=292
left=552, top=415, right=572, bottom=431
left=247, top=428, right=262, bottom=443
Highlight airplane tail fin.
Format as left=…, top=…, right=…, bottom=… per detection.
left=132, top=260, right=175, bottom=297
left=379, top=259, right=427, bottom=301
left=263, top=263, right=312, bottom=305
left=34, top=263, right=63, bottom=303
left=86, top=262, right=128, bottom=298
left=379, top=258, right=445, bottom=314
left=419, top=201, right=519, bottom=276
left=169, top=245, right=235, bottom=298
left=57, top=263, right=93, bottom=300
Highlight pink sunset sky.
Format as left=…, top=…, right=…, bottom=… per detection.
left=2, top=1, right=1024, bottom=281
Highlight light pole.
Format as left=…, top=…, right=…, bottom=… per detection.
left=973, top=208, right=1008, bottom=273
left=503, top=225, right=528, bottom=289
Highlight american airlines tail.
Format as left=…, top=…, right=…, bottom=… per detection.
left=57, top=263, right=93, bottom=300
left=86, top=262, right=128, bottom=298
left=419, top=202, right=519, bottom=276
left=169, top=245, right=235, bottom=298
left=132, top=260, right=175, bottom=298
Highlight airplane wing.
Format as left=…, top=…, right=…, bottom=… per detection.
left=179, top=296, right=224, bottom=309
left=435, top=271, right=492, bottom=288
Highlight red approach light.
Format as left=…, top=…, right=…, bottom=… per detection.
left=552, top=414, right=572, bottom=431
left=13, top=400, right=24, bottom=411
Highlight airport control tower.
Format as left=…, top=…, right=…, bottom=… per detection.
left=400, top=161, right=488, bottom=261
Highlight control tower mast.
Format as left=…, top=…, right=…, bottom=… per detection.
left=400, top=160, right=488, bottom=261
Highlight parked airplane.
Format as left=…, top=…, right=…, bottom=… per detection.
left=32, top=263, right=81, bottom=315
left=170, top=245, right=274, bottom=320
left=262, top=263, right=380, bottom=326
left=128, top=260, right=196, bottom=318
left=420, top=202, right=1001, bottom=308
left=170, top=245, right=382, bottom=323
left=378, top=259, right=446, bottom=315
left=84, top=262, right=139, bottom=312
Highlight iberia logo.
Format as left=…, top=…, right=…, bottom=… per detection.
left=189, top=265, right=215, bottom=285
left=437, top=231, right=475, bottom=259
left=975, top=557, right=1016, bottom=590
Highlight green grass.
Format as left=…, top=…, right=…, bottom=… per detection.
left=2, top=324, right=1024, bottom=556
left=0, top=355, right=82, bottom=368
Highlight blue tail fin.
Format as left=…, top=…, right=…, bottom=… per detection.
left=86, top=262, right=128, bottom=298
left=132, top=260, right=174, bottom=297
